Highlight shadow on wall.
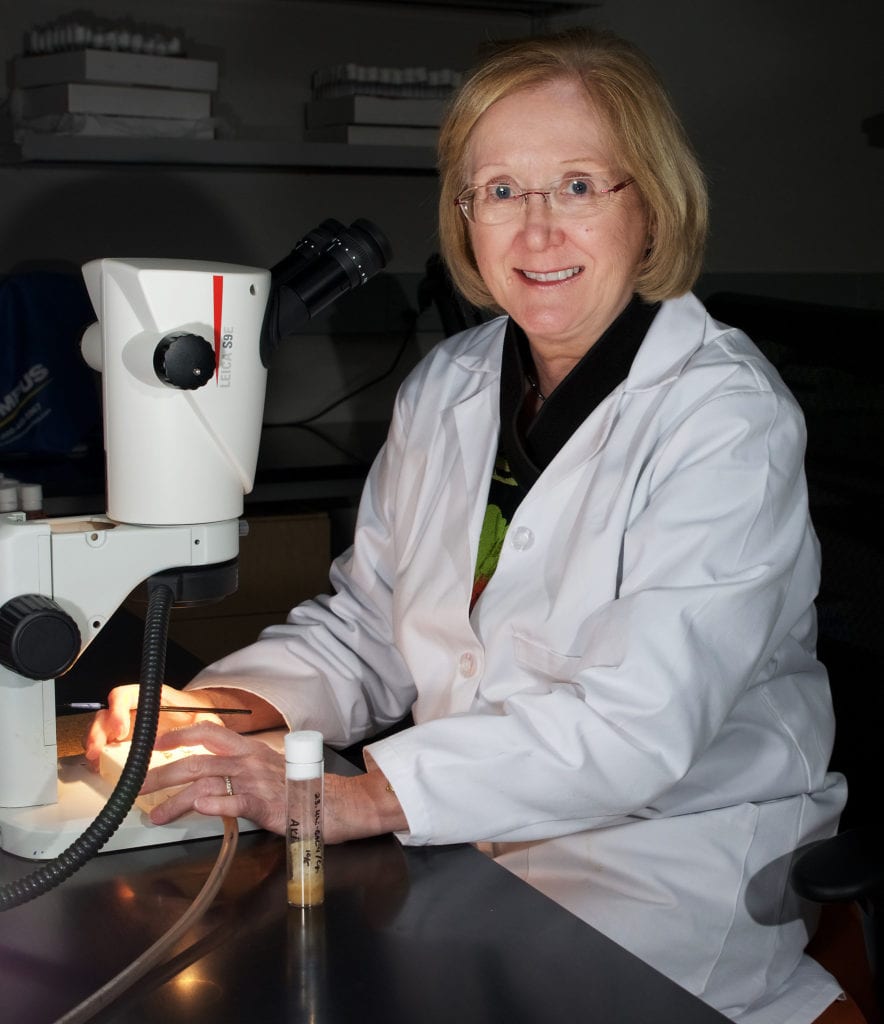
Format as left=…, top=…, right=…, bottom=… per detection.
left=263, top=272, right=421, bottom=428
left=2, top=171, right=250, bottom=274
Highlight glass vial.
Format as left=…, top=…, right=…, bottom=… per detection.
left=287, top=900, right=327, bottom=1019
left=285, top=730, right=324, bottom=907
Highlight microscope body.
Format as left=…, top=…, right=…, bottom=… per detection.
left=0, top=220, right=390, bottom=858
left=0, top=258, right=269, bottom=856
left=81, top=257, right=270, bottom=525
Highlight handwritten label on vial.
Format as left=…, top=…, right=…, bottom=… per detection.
left=287, top=788, right=324, bottom=906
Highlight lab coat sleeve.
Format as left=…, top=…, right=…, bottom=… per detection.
left=186, top=387, right=421, bottom=747
left=367, top=384, right=821, bottom=845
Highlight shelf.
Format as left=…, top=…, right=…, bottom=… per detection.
left=0, top=0, right=603, bottom=169
left=1, top=135, right=438, bottom=171
left=282, top=0, right=599, bottom=13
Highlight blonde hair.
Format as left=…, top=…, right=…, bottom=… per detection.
left=437, top=28, right=708, bottom=310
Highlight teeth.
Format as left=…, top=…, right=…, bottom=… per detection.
left=522, top=267, right=582, bottom=282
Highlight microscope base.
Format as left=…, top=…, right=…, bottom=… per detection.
left=0, top=754, right=261, bottom=860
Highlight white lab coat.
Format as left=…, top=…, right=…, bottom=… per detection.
left=192, top=293, right=846, bottom=1024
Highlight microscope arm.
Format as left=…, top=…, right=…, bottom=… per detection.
left=0, top=515, right=239, bottom=810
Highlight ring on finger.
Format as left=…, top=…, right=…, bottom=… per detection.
left=224, top=775, right=235, bottom=797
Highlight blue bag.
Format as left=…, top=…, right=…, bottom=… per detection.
left=0, top=270, right=100, bottom=454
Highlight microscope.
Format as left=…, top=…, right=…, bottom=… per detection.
left=0, top=219, right=391, bottom=863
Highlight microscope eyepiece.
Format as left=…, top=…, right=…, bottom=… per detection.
left=260, top=218, right=392, bottom=366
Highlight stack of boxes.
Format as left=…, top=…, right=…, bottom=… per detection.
left=304, top=63, right=463, bottom=148
left=10, top=21, right=219, bottom=143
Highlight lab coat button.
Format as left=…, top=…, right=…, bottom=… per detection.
left=458, top=652, right=477, bottom=677
left=511, top=526, right=534, bottom=550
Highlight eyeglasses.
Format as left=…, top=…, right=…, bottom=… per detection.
left=454, top=175, right=634, bottom=225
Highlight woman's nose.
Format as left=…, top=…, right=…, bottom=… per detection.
left=520, top=194, right=563, bottom=246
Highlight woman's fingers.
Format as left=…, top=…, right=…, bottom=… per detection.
left=84, top=685, right=225, bottom=762
left=153, top=720, right=252, bottom=756
left=83, top=683, right=141, bottom=761
left=143, top=723, right=287, bottom=834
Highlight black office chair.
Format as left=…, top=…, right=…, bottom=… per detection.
left=792, top=829, right=884, bottom=1022
left=705, top=293, right=884, bottom=1024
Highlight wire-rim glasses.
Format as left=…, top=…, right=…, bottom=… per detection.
left=455, top=175, right=634, bottom=225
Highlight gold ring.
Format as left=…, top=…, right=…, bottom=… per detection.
left=224, top=775, right=234, bottom=797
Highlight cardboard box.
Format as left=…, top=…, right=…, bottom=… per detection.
left=17, top=82, right=211, bottom=120
left=13, top=48, right=219, bottom=91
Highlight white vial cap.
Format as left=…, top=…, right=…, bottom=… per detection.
left=285, top=730, right=323, bottom=764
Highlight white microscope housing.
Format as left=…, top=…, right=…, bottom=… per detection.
left=0, top=218, right=391, bottom=859
left=0, top=257, right=270, bottom=858
left=81, top=257, right=270, bottom=527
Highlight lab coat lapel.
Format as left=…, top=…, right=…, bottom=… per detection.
left=394, top=338, right=500, bottom=721
left=450, top=366, right=500, bottom=581
left=392, top=321, right=503, bottom=637
left=540, top=293, right=711, bottom=487
left=625, top=292, right=709, bottom=390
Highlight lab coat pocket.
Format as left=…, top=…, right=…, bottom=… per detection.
left=512, top=632, right=582, bottom=685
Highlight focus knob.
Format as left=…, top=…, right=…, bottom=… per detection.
left=153, top=332, right=216, bottom=390
left=0, top=594, right=81, bottom=679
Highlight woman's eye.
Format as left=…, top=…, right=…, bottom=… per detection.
left=562, top=178, right=592, bottom=197
left=491, top=184, right=516, bottom=201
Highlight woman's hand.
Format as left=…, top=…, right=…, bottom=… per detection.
left=144, top=722, right=289, bottom=834
left=141, top=722, right=409, bottom=842
left=84, top=684, right=218, bottom=763
left=83, top=684, right=284, bottom=764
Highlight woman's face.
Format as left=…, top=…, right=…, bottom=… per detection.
left=465, top=78, right=648, bottom=363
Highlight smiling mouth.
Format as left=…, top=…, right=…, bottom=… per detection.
left=520, top=266, right=584, bottom=282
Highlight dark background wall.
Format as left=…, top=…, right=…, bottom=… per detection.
left=2, top=3, right=879, bottom=799
left=0, top=1, right=880, bottom=446
left=1, top=0, right=882, bottom=306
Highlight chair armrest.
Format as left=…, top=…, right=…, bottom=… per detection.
left=791, top=828, right=884, bottom=904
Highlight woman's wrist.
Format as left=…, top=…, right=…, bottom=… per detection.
left=362, top=768, right=408, bottom=835
left=362, top=750, right=408, bottom=835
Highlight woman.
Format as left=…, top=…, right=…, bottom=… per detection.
left=87, top=28, right=847, bottom=1024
